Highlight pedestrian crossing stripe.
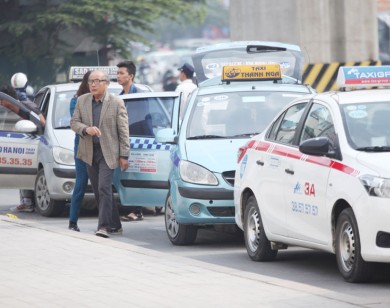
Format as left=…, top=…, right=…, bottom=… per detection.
left=130, top=137, right=172, bottom=150
left=303, top=60, right=381, bottom=93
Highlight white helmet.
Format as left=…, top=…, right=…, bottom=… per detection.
left=11, top=72, right=28, bottom=89
left=26, top=85, right=34, bottom=96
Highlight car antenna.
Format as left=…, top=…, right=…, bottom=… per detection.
left=96, top=49, right=100, bottom=66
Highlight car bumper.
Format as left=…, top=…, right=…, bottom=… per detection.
left=357, top=195, right=390, bottom=263
left=170, top=179, right=235, bottom=225
left=44, top=163, right=94, bottom=200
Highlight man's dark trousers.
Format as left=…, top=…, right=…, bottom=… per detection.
left=87, top=143, right=122, bottom=231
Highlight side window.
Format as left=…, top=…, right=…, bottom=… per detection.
left=41, top=91, right=51, bottom=120
left=33, top=91, right=45, bottom=108
left=300, top=103, right=335, bottom=147
left=125, top=97, right=173, bottom=137
left=267, top=112, right=284, bottom=140
left=274, top=102, right=307, bottom=145
left=0, top=103, right=26, bottom=132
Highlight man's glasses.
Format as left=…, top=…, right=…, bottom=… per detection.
left=88, top=79, right=107, bottom=85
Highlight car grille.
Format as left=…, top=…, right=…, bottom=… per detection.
left=222, top=170, right=235, bottom=186
left=208, top=207, right=235, bottom=217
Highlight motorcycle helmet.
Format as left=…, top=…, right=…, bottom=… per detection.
left=11, top=72, right=28, bottom=89
left=26, top=85, right=35, bottom=100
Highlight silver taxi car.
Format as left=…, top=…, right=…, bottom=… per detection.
left=0, top=67, right=130, bottom=216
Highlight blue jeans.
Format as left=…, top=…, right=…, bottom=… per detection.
left=69, top=155, right=88, bottom=224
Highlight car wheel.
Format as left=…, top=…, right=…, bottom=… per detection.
left=244, top=195, right=277, bottom=261
left=34, top=169, right=65, bottom=217
left=165, top=193, right=197, bottom=245
left=335, top=208, right=373, bottom=282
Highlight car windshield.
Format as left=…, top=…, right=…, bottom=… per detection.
left=187, top=91, right=305, bottom=139
left=53, top=88, right=121, bottom=129
left=341, top=101, right=390, bottom=149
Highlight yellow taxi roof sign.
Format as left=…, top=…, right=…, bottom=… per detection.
left=69, top=66, right=118, bottom=81
left=222, top=64, right=282, bottom=82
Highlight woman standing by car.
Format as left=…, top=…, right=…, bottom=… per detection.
left=68, top=71, right=91, bottom=232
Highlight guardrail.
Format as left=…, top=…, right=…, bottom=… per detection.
left=303, top=60, right=382, bottom=92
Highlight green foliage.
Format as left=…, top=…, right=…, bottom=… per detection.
left=0, top=0, right=206, bottom=87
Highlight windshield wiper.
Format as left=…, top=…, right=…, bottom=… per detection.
left=355, top=146, right=390, bottom=152
left=55, top=125, right=71, bottom=129
left=227, top=133, right=260, bottom=138
left=246, top=45, right=286, bottom=53
left=187, top=135, right=226, bottom=140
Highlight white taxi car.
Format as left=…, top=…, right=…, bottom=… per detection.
left=234, top=65, right=390, bottom=282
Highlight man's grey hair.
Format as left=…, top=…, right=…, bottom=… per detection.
left=92, top=70, right=110, bottom=84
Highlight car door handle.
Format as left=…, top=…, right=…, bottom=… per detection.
left=285, top=168, right=294, bottom=175
left=256, top=160, right=264, bottom=166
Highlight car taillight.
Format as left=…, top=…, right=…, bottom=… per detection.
left=237, top=145, right=248, bottom=163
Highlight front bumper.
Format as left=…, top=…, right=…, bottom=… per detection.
left=44, top=163, right=94, bottom=200
left=357, top=194, right=390, bottom=263
left=170, top=179, right=235, bottom=225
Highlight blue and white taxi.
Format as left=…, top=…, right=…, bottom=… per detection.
left=234, top=65, right=390, bottom=282
left=113, top=91, right=181, bottom=209
left=158, top=41, right=315, bottom=245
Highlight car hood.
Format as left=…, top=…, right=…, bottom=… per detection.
left=52, top=129, right=74, bottom=151
left=184, top=139, right=248, bottom=173
left=356, top=152, right=390, bottom=177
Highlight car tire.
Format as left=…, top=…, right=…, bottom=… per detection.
left=165, top=193, right=197, bottom=245
left=335, top=208, right=374, bottom=282
left=80, top=199, right=98, bottom=215
left=34, top=169, right=65, bottom=217
left=244, top=195, right=277, bottom=261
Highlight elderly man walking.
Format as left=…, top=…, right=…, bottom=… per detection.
left=71, top=70, right=130, bottom=238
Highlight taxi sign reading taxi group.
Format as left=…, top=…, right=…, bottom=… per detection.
left=69, top=66, right=118, bottom=81
left=222, top=64, right=282, bottom=82
left=337, top=66, right=390, bottom=87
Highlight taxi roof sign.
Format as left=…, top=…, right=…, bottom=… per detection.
left=222, top=64, right=282, bottom=82
left=69, top=66, right=118, bottom=81
left=336, top=66, right=390, bottom=88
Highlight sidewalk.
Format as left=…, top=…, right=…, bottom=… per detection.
left=0, top=215, right=373, bottom=308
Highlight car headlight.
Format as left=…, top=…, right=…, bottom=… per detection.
left=179, top=160, right=218, bottom=185
left=360, top=175, right=390, bottom=198
left=52, top=147, right=75, bottom=166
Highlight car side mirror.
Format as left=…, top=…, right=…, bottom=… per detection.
left=299, top=137, right=330, bottom=156
left=14, top=119, right=38, bottom=133
left=155, top=128, right=177, bottom=144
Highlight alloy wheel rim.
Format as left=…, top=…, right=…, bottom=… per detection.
left=166, top=198, right=179, bottom=238
left=36, top=174, right=49, bottom=211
